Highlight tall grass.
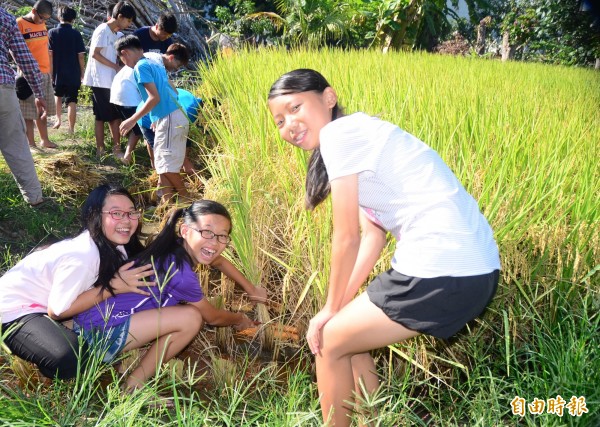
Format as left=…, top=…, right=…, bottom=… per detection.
left=195, top=47, right=599, bottom=423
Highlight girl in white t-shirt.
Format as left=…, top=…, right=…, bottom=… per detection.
left=0, top=184, right=154, bottom=379
left=268, top=69, right=500, bottom=426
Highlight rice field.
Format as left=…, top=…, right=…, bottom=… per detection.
left=196, top=47, right=600, bottom=425
left=0, top=47, right=598, bottom=425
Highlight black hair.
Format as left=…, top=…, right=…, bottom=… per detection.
left=166, top=42, right=190, bottom=67
left=59, top=6, right=77, bottom=22
left=112, top=1, right=136, bottom=20
left=33, top=0, right=53, bottom=17
left=157, top=11, right=177, bottom=34
left=268, top=68, right=342, bottom=210
left=114, top=34, right=142, bottom=53
left=137, top=200, right=232, bottom=279
left=106, top=2, right=117, bottom=19
left=81, top=184, right=144, bottom=295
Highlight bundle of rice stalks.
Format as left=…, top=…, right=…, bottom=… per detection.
left=35, top=151, right=103, bottom=201
left=212, top=295, right=234, bottom=353
left=255, top=303, right=274, bottom=352
left=117, top=348, right=141, bottom=376
left=10, top=356, right=42, bottom=390
left=210, top=356, right=238, bottom=392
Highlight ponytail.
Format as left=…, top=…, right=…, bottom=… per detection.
left=305, top=103, right=342, bottom=210
left=305, top=148, right=330, bottom=210
left=136, top=200, right=233, bottom=277
left=136, top=207, right=191, bottom=278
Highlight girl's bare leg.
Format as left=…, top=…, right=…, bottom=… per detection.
left=120, top=305, right=203, bottom=390
left=316, top=292, right=420, bottom=426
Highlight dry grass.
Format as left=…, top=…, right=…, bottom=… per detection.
left=35, top=151, right=103, bottom=202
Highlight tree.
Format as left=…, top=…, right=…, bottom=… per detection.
left=500, top=0, right=600, bottom=66
left=273, top=0, right=353, bottom=47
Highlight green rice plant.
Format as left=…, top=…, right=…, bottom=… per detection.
left=192, top=46, right=598, bottom=423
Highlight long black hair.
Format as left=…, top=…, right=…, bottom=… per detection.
left=136, top=200, right=232, bottom=279
left=81, top=184, right=144, bottom=295
left=268, top=68, right=343, bottom=210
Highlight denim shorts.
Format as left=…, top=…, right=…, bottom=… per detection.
left=74, top=317, right=131, bottom=364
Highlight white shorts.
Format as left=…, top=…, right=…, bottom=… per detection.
left=153, top=108, right=189, bottom=174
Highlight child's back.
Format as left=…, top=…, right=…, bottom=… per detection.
left=133, top=57, right=178, bottom=123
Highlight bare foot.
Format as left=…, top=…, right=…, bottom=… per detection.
left=41, top=140, right=58, bottom=149
left=52, top=121, right=61, bottom=129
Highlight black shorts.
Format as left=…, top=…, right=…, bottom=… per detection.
left=367, top=269, right=499, bottom=339
left=114, top=105, right=142, bottom=136
left=141, top=125, right=155, bottom=148
left=53, top=84, right=80, bottom=104
left=91, top=87, right=120, bottom=122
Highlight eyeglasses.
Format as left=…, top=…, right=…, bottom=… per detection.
left=102, top=210, right=142, bottom=220
left=188, top=227, right=231, bottom=244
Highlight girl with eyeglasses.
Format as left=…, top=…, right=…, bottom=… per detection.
left=74, top=199, right=265, bottom=391
left=0, top=184, right=154, bottom=380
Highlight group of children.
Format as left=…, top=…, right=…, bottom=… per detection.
left=84, top=3, right=194, bottom=203
left=0, top=184, right=265, bottom=390
left=19, top=0, right=194, bottom=204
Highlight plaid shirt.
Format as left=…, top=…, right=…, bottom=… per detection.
left=0, top=7, right=43, bottom=98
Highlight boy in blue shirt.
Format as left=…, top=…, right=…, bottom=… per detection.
left=117, top=35, right=189, bottom=202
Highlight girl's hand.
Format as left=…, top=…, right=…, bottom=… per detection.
left=233, top=313, right=259, bottom=331
left=111, top=261, right=155, bottom=295
left=307, top=308, right=336, bottom=356
left=248, top=286, right=268, bottom=304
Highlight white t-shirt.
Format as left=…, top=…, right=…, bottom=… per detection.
left=110, top=66, right=142, bottom=107
left=143, top=52, right=166, bottom=69
left=320, top=112, right=500, bottom=278
left=0, top=231, right=125, bottom=323
left=82, top=23, right=122, bottom=89
left=110, top=53, right=166, bottom=107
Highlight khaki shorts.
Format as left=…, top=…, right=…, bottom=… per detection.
left=153, top=109, right=189, bottom=174
left=19, top=73, right=56, bottom=120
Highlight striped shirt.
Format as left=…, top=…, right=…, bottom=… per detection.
left=320, top=112, right=500, bottom=278
left=0, top=7, right=43, bottom=98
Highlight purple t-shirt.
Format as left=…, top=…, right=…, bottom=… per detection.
left=75, top=255, right=203, bottom=330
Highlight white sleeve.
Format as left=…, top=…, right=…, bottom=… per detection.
left=47, top=256, right=98, bottom=316
left=320, top=116, right=378, bottom=181
left=96, top=25, right=109, bottom=49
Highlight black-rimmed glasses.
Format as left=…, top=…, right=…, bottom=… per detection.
left=188, top=227, right=231, bottom=244
left=102, top=210, right=142, bottom=220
